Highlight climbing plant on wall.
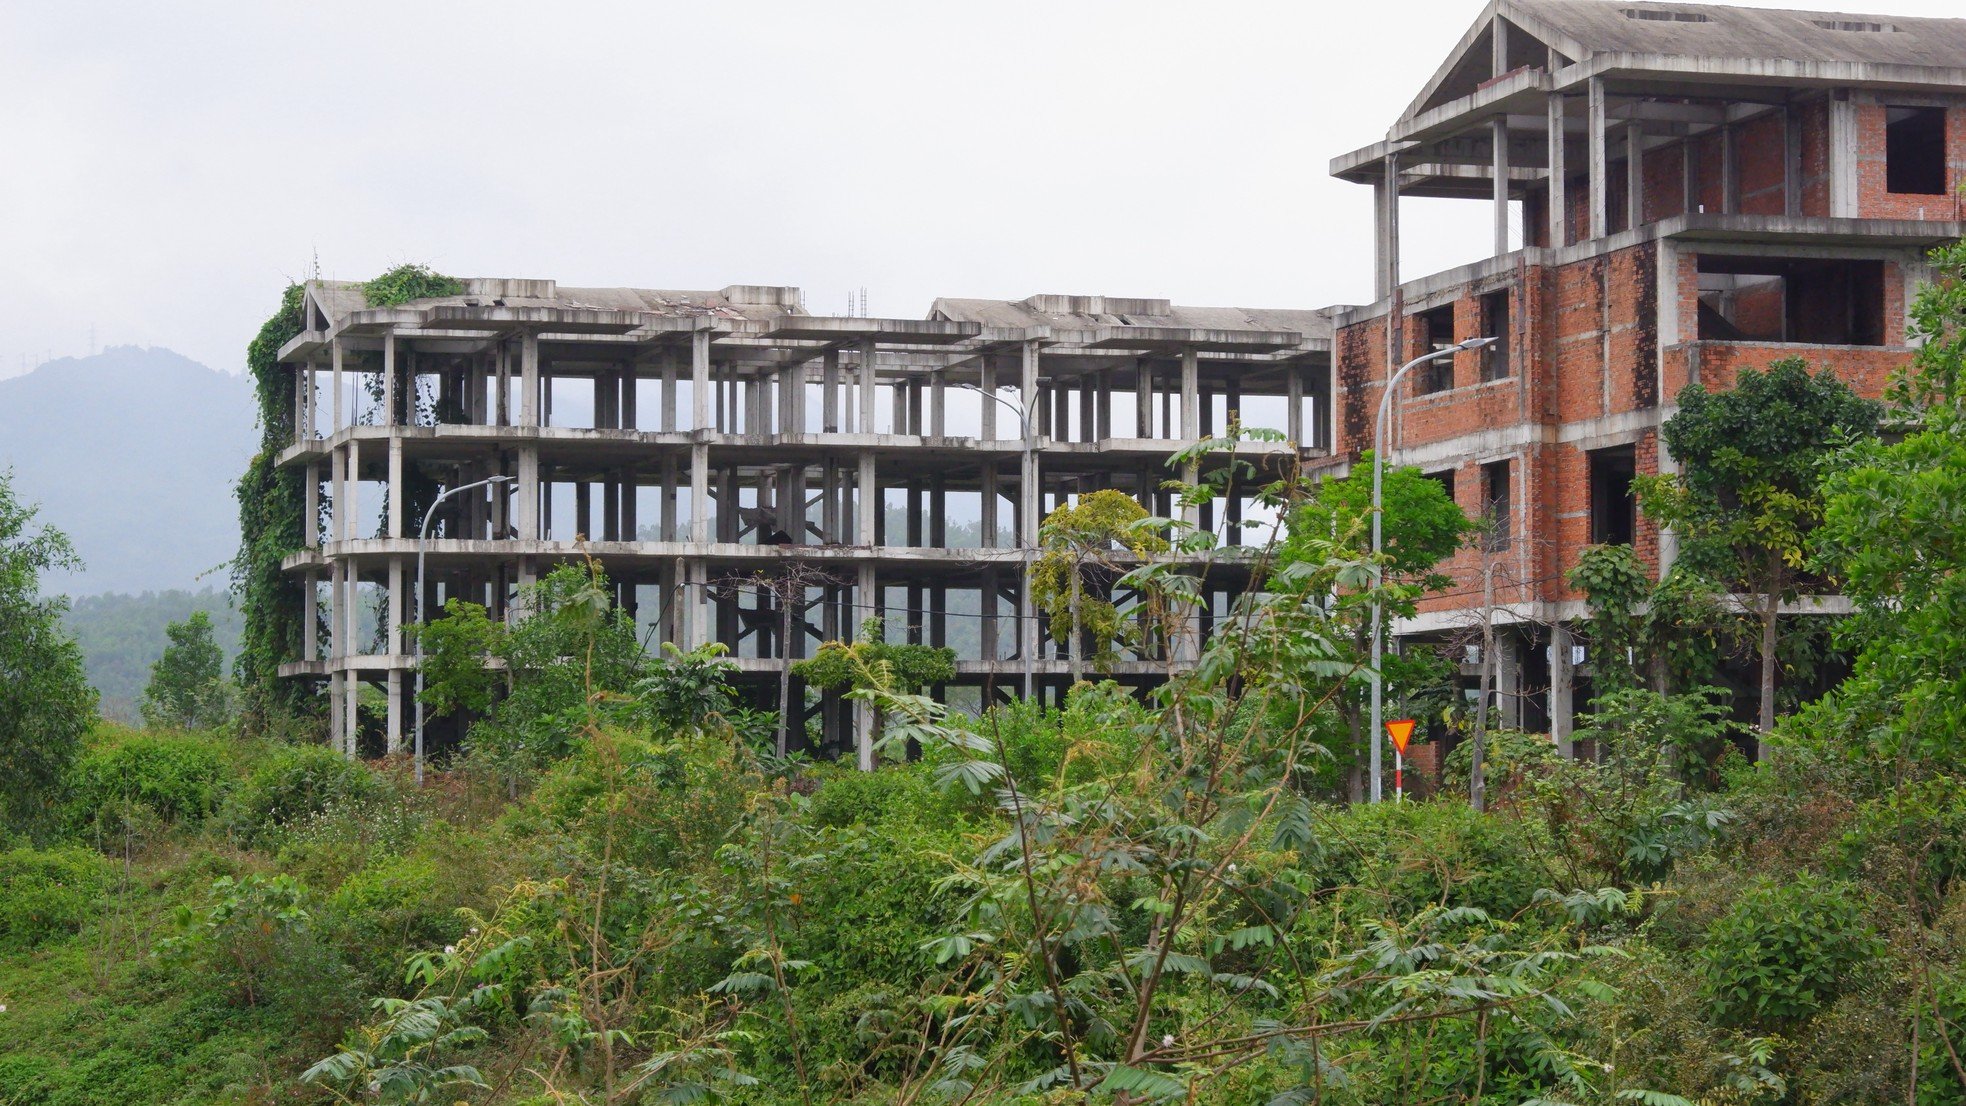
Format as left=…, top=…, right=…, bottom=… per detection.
left=231, top=283, right=309, bottom=721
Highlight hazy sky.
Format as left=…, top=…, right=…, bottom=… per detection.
left=2, top=0, right=1958, bottom=379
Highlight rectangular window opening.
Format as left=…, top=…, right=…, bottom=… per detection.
left=1415, top=304, right=1456, bottom=394
left=1588, top=444, right=1637, bottom=546
left=1480, top=290, right=1512, bottom=381
left=1426, top=468, right=1457, bottom=505
left=1695, top=254, right=1885, bottom=346
left=1482, top=459, right=1512, bottom=551
left=1886, top=106, right=1946, bottom=195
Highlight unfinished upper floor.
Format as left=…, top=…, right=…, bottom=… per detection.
left=1333, top=0, right=1966, bottom=300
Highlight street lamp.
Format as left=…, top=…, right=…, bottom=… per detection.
left=956, top=382, right=1040, bottom=701
left=413, top=473, right=514, bottom=786
left=1368, top=335, right=1498, bottom=803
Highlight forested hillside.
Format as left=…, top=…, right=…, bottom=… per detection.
left=63, top=588, right=241, bottom=721
left=0, top=244, right=1961, bottom=1105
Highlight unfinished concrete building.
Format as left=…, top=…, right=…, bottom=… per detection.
left=274, top=283, right=1331, bottom=761
left=1329, top=0, right=1966, bottom=746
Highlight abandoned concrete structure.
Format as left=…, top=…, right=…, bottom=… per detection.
left=1330, top=0, right=1966, bottom=745
left=275, top=0, right=1966, bottom=764
left=274, top=283, right=1331, bottom=760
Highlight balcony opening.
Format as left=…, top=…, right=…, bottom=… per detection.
left=1415, top=304, right=1456, bottom=393
left=1589, top=444, right=1637, bottom=546
left=1695, top=255, right=1885, bottom=346
left=1886, top=106, right=1946, bottom=195
left=1480, top=290, right=1512, bottom=381
left=1482, top=459, right=1512, bottom=551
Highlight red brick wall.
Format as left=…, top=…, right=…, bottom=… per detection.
left=1736, top=113, right=1790, bottom=216
left=1856, top=103, right=1966, bottom=221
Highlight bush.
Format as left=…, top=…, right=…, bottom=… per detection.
left=1315, top=799, right=1554, bottom=922
left=218, top=744, right=381, bottom=845
left=1441, top=728, right=1564, bottom=798
left=66, top=728, right=232, bottom=836
left=0, top=845, right=113, bottom=949
left=1702, top=873, right=1879, bottom=1028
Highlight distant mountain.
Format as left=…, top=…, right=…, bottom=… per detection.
left=0, top=346, right=256, bottom=596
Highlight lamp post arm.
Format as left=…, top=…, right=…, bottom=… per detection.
left=1367, top=345, right=1458, bottom=803
left=412, top=474, right=511, bottom=787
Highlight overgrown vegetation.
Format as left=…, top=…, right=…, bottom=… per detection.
left=3, top=247, right=1966, bottom=1102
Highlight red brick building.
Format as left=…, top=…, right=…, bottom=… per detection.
left=1326, top=0, right=1965, bottom=745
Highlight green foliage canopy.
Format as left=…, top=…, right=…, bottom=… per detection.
left=0, top=470, right=97, bottom=839
left=140, top=611, right=232, bottom=730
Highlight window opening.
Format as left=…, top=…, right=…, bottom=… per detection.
left=1588, top=445, right=1637, bottom=546
left=1482, top=460, right=1512, bottom=551
left=1695, top=255, right=1885, bottom=346
left=1480, top=290, right=1512, bottom=381
left=1886, top=106, right=1946, bottom=195
left=1415, top=304, right=1456, bottom=394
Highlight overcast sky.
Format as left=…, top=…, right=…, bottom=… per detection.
left=2, top=0, right=1958, bottom=379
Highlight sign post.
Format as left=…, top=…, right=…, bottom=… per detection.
left=1385, top=719, right=1416, bottom=802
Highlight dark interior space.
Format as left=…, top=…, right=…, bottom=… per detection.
left=1696, top=255, right=1886, bottom=346
left=1886, top=105, right=1947, bottom=195
left=1589, top=444, right=1637, bottom=546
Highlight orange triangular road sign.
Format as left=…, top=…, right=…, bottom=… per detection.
left=1386, top=718, right=1417, bottom=754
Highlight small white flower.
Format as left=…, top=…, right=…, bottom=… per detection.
left=469, top=927, right=479, bottom=935
left=1161, top=1033, right=1174, bottom=1048
left=444, top=945, right=457, bottom=955
left=0, top=1004, right=8, bottom=1013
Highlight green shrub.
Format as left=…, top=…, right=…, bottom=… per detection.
left=1441, top=728, right=1564, bottom=798
left=1315, top=799, right=1554, bottom=921
left=1701, top=873, right=1879, bottom=1028
left=0, top=845, right=113, bottom=949
left=66, top=729, right=231, bottom=835
left=218, top=744, right=381, bottom=845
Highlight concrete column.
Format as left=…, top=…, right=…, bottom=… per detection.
left=1827, top=95, right=1859, bottom=217
left=823, top=349, right=841, bottom=433
left=931, top=372, right=946, bottom=438
left=689, top=443, right=710, bottom=543
left=304, top=462, right=320, bottom=547
left=691, top=330, right=711, bottom=431
left=1136, top=360, right=1153, bottom=438
left=382, top=334, right=396, bottom=427
left=1180, top=348, right=1201, bottom=529
left=1721, top=121, right=1738, bottom=214
left=1625, top=121, right=1644, bottom=230
left=855, top=561, right=877, bottom=770
left=1551, top=622, right=1575, bottom=757
left=518, top=448, right=539, bottom=540
left=387, top=437, right=404, bottom=538
left=856, top=451, right=877, bottom=544
left=1375, top=154, right=1401, bottom=300
left=980, top=466, right=998, bottom=548
left=1547, top=93, right=1568, bottom=247
left=1287, top=367, right=1304, bottom=447
left=1019, top=340, right=1042, bottom=702
left=520, top=333, right=539, bottom=428
left=661, top=352, right=678, bottom=432
left=331, top=339, right=344, bottom=434
left=974, top=357, right=997, bottom=439
left=329, top=671, right=344, bottom=753
left=1587, top=77, right=1608, bottom=239
left=1497, top=635, right=1522, bottom=729
left=858, top=339, right=878, bottom=435
left=386, top=669, right=403, bottom=757
left=303, top=572, right=318, bottom=660
left=661, top=456, right=679, bottom=540
left=1492, top=116, right=1510, bottom=256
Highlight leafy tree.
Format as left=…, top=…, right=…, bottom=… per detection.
left=0, top=469, right=97, bottom=839
left=139, top=610, right=232, bottom=729
left=1806, top=242, right=1966, bottom=769
left=1030, top=488, right=1168, bottom=681
left=1636, top=360, right=1880, bottom=750
left=465, top=560, right=646, bottom=780
left=633, top=642, right=742, bottom=733
left=1568, top=544, right=1742, bottom=694
left=1702, top=874, right=1878, bottom=1030
left=1273, top=454, right=1472, bottom=799
left=408, top=598, right=506, bottom=719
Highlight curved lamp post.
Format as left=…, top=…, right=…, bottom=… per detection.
left=413, top=473, right=513, bottom=786
left=1369, top=335, right=1498, bottom=802
left=956, top=382, right=1040, bottom=701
